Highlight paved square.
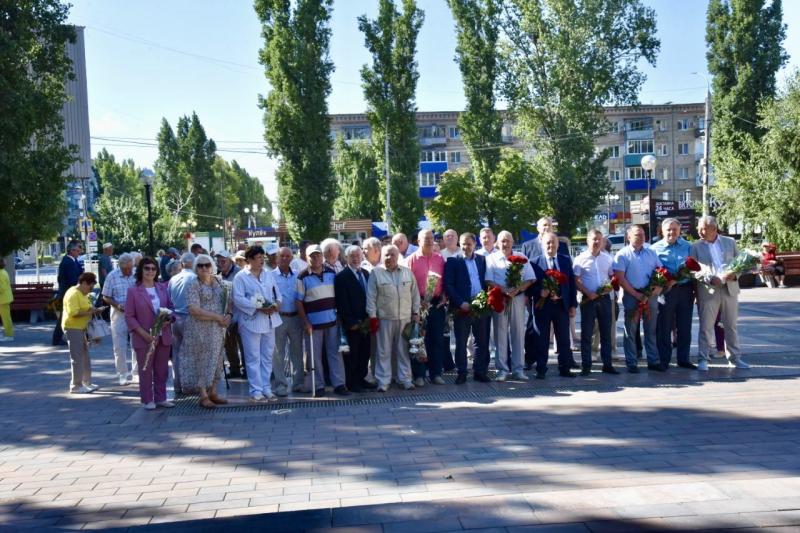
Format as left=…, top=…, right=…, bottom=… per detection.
left=0, top=288, right=798, bottom=531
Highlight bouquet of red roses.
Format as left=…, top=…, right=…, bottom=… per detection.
left=487, top=286, right=506, bottom=313
left=634, top=267, right=673, bottom=321
left=505, top=255, right=528, bottom=291
left=611, top=275, right=620, bottom=292
left=535, top=269, right=568, bottom=309
left=674, top=256, right=702, bottom=283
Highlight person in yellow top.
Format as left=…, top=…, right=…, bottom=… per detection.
left=62, top=272, right=108, bottom=393
left=0, top=258, right=13, bottom=341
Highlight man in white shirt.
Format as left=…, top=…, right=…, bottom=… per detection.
left=440, top=229, right=463, bottom=260
left=102, top=253, right=137, bottom=385
left=476, top=227, right=495, bottom=257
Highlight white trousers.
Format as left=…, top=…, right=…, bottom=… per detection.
left=110, top=312, right=133, bottom=376
left=240, top=328, right=275, bottom=397
left=696, top=284, right=741, bottom=362
left=375, top=318, right=413, bottom=387
left=492, top=295, right=526, bottom=374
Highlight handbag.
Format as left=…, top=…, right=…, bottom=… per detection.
left=87, top=317, right=111, bottom=342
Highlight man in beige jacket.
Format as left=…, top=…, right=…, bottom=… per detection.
left=366, top=245, right=420, bottom=392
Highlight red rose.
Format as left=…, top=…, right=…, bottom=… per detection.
left=508, top=255, right=528, bottom=265
left=684, top=256, right=701, bottom=272
left=487, top=286, right=506, bottom=313
left=369, top=317, right=380, bottom=334
left=611, top=276, right=620, bottom=292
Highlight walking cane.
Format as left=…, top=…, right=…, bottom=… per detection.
left=308, top=330, right=316, bottom=398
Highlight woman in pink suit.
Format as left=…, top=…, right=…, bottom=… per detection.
left=125, top=256, right=175, bottom=410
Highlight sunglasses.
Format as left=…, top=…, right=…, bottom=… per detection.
left=142, top=266, right=157, bottom=272
left=197, top=263, right=212, bottom=269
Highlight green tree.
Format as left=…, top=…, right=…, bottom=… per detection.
left=498, top=0, right=659, bottom=235
left=94, top=148, right=140, bottom=197
left=359, top=0, right=425, bottom=235
left=212, top=157, right=272, bottom=228
left=0, top=2, right=77, bottom=256
left=93, top=195, right=149, bottom=252
left=332, top=138, right=381, bottom=220
left=706, top=0, right=788, bottom=228
left=255, top=0, right=335, bottom=242
left=713, top=71, right=800, bottom=249
left=448, top=0, right=502, bottom=227
left=490, top=149, right=543, bottom=239
left=426, top=168, right=481, bottom=234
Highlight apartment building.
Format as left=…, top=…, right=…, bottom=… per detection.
left=330, top=102, right=706, bottom=232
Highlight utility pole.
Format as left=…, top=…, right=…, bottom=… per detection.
left=701, top=87, right=711, bottom=217
left=384, top=121, right=392, bottom=234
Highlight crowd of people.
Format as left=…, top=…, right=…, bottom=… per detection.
left=28, top=213, right=771, bottom=409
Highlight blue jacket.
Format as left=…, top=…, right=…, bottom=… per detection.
left=529, top=253, right=578, bottom=311
left=444, top=254, right=487, bottom=308
left=521, top=236, right=569, bottom=262
left=57, top=255, right=84, bottom=297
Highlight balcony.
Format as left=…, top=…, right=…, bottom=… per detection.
left=624, top=153, right=654, bottom=167
left=624, top=178, right=658, bottom=191
left=419, top=136, right=447, bottom=147
left=625, top=128, right=654, bottom=141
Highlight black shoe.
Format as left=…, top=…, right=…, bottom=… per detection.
left=473, top=373, right=491, bottom=383
left=647, top=363, right=667, bottom=372
left=334, top=385, right=351, bottom=396
left=227, top=370, right=243, bottom=379
left=678, top=362, right=698, bottom=370
left=524, top=364, right=533, bottom=371
left=314, top=388, right=326, bottom=397
left=535, top=371, right=546, bottom=380
left=570, top=363, right=581, bottom=370
left=455, top=373, right=467, bottom=385
left=559, top=370, right=577, bottom=378
left=602, top=365, right=621, bottom=375
left=349, top=386, right=364, bottom=393
left=580, top=368, right=591, bottom=376
left=628, top=366, right=639, bottom=374
left=360, top=380, right=378, bottom=389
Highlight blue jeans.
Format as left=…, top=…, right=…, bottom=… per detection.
left=453, top=312, right=490, bottom=376
left=656, top=283, right=694, bottom=365
left=622, top=292, right=659, bottom=367
left=580, top=294, right=612, bottom=368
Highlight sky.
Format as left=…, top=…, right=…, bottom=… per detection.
left=66, top=0, right=800, bottom=218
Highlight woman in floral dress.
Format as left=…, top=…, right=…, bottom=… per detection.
left=183, top=254, right=231, bottom=409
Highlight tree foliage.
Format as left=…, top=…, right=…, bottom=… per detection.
left=332, top=138, right=381, bottom=221
left=0, top=1, right=77, bottom=255
left=448, top=0, right=502, bottom=227
left=712, top=71, right=800, bottom=249
left=490, top=149, right=543, bottom=240
left=426, top=168, right=481, bottom=234
left=359, top=0, right=425, bottom=236
left=497, top=0, right=659, bottom=235
left=256, top=0, right=335, bottom=242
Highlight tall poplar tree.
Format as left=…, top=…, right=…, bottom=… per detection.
left=332, top=138, right=382, bottom=221
left=0, top=1, right=76, bottom=256
left=498, top=0, right=659, bottom=235
left=255, top=0, right=335, bottom=242
left=448, top=0, right=502, bottom=227
left=359, top=0, right=425, bottom=236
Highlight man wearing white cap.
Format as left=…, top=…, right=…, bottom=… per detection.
left=265, top=242, right=279, bottom=271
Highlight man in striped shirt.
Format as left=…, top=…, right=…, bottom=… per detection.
left=296, top=245, right=349, bottom=396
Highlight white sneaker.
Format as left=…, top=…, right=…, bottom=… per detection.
left=264, top=392, right=277, bottom=401
left=731, top=359, right=750, bottom=369
left=156, top=401, right=175, bottom=408
left=377, top=384, right=389, bottom=392
left=512, top=371, right=529, bottom=381
left=118, top=374, right=130, bottom=386
left=70, top=385, right=93, bottom=394
left=86, top=383, right=100, bottom=391
left=495, top=371, right=508, bottom=382
left=414, top=377, right=425, bottom=387
left=432, top=376, right=445, bottom=385
left=715, top=350, right=726, bottom=358
left=143, top=402, right=156, bottom=410
left=0, top=336, right=13, bottom=342
left=402, top=382, right=416, bottom=390
left=249, top=393, right=265, bottom=402
left=698, top=360, right=709, bottom=371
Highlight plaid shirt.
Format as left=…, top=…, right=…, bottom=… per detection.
left=101, top=268, right=136, bottom=306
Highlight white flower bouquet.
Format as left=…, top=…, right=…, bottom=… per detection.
left=143, top=307, right=173, bottom=371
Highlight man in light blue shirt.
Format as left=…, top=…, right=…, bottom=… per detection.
left=651, top=218, right=697, bottom=370
left=271, top=247, right=304, bottom=396
left=613, top=226, right=663, bottom=373
left=167, top=252, right=195, bottom=392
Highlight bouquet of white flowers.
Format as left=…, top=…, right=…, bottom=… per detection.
left=143, top=307, right=173, bottom=371
left=220, top=280, right=233, bottom=314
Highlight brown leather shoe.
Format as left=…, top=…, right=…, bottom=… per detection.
left=208, top=395, right=228, bottom=405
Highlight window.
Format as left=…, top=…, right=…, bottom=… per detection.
left=609, top=170, right=621, bottom=182
left=448, top=126, right=460, bottom=139
left=676, top=167, right=690, bottom=180
left=678, top=143, right=689, bottom=155
left=677, top=119, right=690, bottom=130
left=659, top=168, right=669, bottom=181
left=420, top=151, right=433, bottom=162
left=657, top=119, right=667, bottom=131
left=610, top=121, right=620, bottom=133
left=658, top=144, right=669, bottom=156
left=449, top=151, right=461, bottom=163
left=627, top=167, right=644, bottom=180
left=627, top=140, right=654, bottom=154
left=434, top=151, right=447, bottom=162
left=662, top=192, right=670, bottom=200
left=419, top=125, right=446, bottom=138
left=608, top=145, right=620, bottom=158
left=343, top=126, right=370, bottom=141
left=419, top=172, right=443, bottom=187
left=628, top=119, right=651, bottom=131
left=698, top=118, right=705, bottom=130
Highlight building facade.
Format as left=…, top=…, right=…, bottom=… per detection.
left=330, top=102, right=707, bottom=234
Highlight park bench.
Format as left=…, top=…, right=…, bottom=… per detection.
left=777, top=251, right=800, bottom=286
left=11, top=282, right=56, bottom=324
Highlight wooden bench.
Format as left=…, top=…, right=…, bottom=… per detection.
left=777, top=252, right=800, bottom=286
left=11, top=283, right=56, bottom=324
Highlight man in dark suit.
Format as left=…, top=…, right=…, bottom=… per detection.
left=521, top=216, right=569, bottom=261
left=444, top=232, right=491, bottom=384
left=529, top=232, right=578, bottom=378
left=52, top=240, right=84, bottom=346
left=334, top=244, right=376, bottom=393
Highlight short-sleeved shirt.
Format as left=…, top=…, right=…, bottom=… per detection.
left=651, top=237, right=692, bottom=285
left=101, top=268, right=136, bottom=319
left=485, top=251, right=535, bottom=289
left=406, top=250, right=445, bottom=298
left=272, top=267, right=298, bottom=314
left=62, top=286, right=92, bottom=330
left=613, top=245, right=662, bottom=289
left=573, top=250, right=614, bottom=293
left=296, top=266, right=337, bottom=329
left=168, top=269, right=197, bottom=316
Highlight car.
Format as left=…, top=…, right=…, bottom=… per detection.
left=606, top=234, right=626, bottom=252
left=77, top=253, right=99, bottom=266
left=13, top=256, right=24, bottom=270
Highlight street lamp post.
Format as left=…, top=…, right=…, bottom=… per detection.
left=692, top=72, right=711, bottom=217
left=641, top=155, right=657, bottom=242
left=139, top=168, right=156, bottom=257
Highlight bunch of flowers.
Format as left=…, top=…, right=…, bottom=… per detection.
left=611, top=275, right=620, bottom=292
left=339, top=329, right=350, bottom=353
left=505, top=255, right=528, bottom=291
left=143, top=308, right=173, bottom=371
left=453, top=289, right=494, bottom=319
left=253, top=293, right=277, bottom=327
left=580, top=278, right=615, bottom=308
left=420, top=272, right=444, bottom=331
left=722, top=250, right=761, bottom=278
left=487, top=286, right=506, bottom=313
left=674, top=256, right=702, bottom=283
left=633, top=267, right=673, bottom=321
left=220, top=280, right=233, bottom=314
left=356, top=317, right=379, bottom=335
left=536, top=269, right=568, bottom=309
left=403, top=321, right=427, bottom=363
